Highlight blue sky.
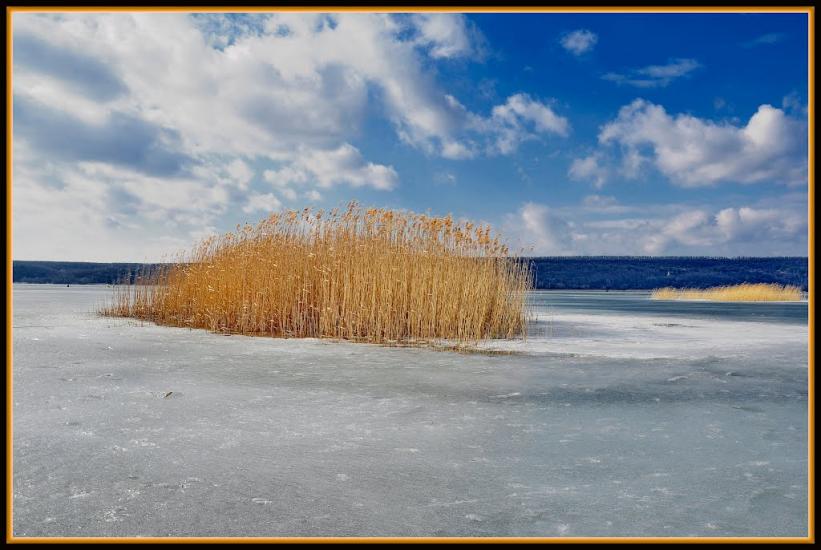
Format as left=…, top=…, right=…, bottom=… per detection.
left=11, top=11, right=809, bottom=261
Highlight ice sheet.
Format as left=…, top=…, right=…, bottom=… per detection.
left=11, top=285, right=809, bottom=537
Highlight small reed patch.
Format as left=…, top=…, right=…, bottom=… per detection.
left=650, top=283, right=803, bottom=302
left=100, top=202, right=533, bottom=347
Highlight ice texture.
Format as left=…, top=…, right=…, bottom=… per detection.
left=12, top=285, right=808, bottom=537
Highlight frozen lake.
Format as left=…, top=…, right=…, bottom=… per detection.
left=11, top=285, right=809, bottom=538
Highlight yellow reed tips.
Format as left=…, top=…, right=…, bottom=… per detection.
left=99, top=202, right=533, bottom=346
left=650, top=283, right=803, bottom=302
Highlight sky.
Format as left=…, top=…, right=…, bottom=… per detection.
left=11, top=11, right=810, bottom=261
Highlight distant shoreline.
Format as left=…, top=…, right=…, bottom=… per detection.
left=12, top=257, right=809, bottom=291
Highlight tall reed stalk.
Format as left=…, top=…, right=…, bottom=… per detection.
left=100, top=202, right=533, bottom=346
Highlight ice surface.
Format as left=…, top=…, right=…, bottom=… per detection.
left=12, top=285, right=808, bottom=537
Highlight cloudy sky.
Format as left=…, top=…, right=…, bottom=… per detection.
left=11, top=11, right=809, bottom=261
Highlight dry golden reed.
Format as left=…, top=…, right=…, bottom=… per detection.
left=650, top=283, right=803, bottom=302
left=100, top=202, right=533, bottom=346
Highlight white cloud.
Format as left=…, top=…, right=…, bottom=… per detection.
left=741, top=33, right=785, bottom=48
left=263, top=165, right=309, bottom=188
left=492, top=94, right=569, bottom=136
left=568, top=154, right=608, bottom=188
left=602, top=58, right=700, bottom=88
left=715, top=206, right=804, bottom=241
left=643, top=205, right=807, bottom=255
left=14, top=12, right=565, bottom=261
left=13, top=12, right=561, bottom=168
left=505, top=203, right=572, bottom=255
left=560, top=29, right=598, bottom=55
left=643, top=210, right=711, bottom=254
left=501, top=196, right=807, bottom=256
left=226, top=159, right=254, bottom=189
left=475, top=93, right=569, bottom=155
left=11, top=145, right=230, bottom=261
left=303, top=145, right=399, bottom=190
left=13, top=12, right=567, bottom=169
left=597, top=99, right=807, bottom=187
left=410, top=14, right=480, bottom=59
left=639, top=59, right=700, bottom=80
left=781, top=91, right=807, bottom=115
left=440, top=140, right=475, bottom=160
left=263, top=144, right=398, bottom=192
left=242, top=192, right=282, bottom=214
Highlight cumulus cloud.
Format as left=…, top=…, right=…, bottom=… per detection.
left=602, top=58, right=700, bottom=88
left=568, top=154, right=608, bottom=188
left=11, top=145, right=232, bottom=261
left=243, top=192, right=282, bottom=214
left=263, top=144, right=399, bottom=193
left=475, top=93, right=570, bottom=155
left=11, top=12, right=568, bottom=260
left=440, top=139, right=476, bottom=160
left=410, top=13, right=482, bottom=59
left=642, top=210, right=712, bottom=254
left=13, top=32, right=128, bottom=101
left=714, top=206, right=805, bottom=242
left=502, top=197, right=807, bottom=256
left=13, top=95, right=189, bottom=177
left=305, top=190, right=322, bottom=202
left=560, top=29, right=598, bottom=55
left=492, top=94, right=569, bottom=135
left=643, top=205, right=807, bottom=255
left=13, top=12, right=560, bottom=165
left=225, top=159, right=254, bottom=190
left=509, top=203, right=573, bottom=255
left=568, top=99, right=807, bottom=191
left=587, top=99, right=807, bottom=187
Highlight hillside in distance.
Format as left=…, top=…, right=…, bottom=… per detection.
left=13, top=257, right=809, bottom=290
left=528, top=256, right=808, bottom=291
left=12, top=262, right=161, bottom=285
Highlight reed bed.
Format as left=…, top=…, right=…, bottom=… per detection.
left=650, top=283, right=803, bottom=302
left=100, top=202, right=533, bottom=346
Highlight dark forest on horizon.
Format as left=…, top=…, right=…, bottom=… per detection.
left=12, top=257, right=809, bottom=291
